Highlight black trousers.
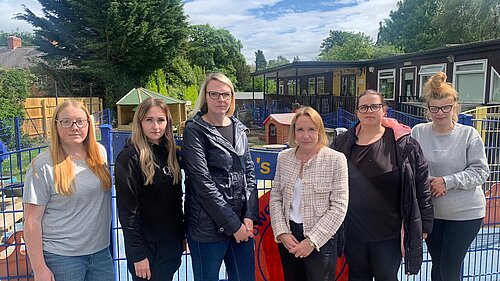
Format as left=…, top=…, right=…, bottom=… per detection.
left=127, top=239, right=182, bottom=281
left=426, top=218, right=483, bottom=281
left=277, top=221, right=338, bottom=281
left=344, top=235, right=401, bottom=281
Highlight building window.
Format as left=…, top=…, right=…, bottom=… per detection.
left=454, top=59, right=486, bottom=103
left=279, top=80, right=284, bottom=95
left=418, top=64, right=446, bottom=96
left=308, top=78, right=315, bottom=95
left=378, top=69, right=395, bottom=99
left=317, top=76, right=325, bottom=94
left=287, top=80, right=295, bottom=96
left=491, top=67, right=500, bottom=103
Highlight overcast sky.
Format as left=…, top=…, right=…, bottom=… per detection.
left=0, top=0, right=399, bottom=64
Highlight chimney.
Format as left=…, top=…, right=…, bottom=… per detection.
left=7, top=36, right=22, bottom=50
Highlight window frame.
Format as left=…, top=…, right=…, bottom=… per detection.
left=418, top=63, right=446, bottom=97
left=453, top=59, right=487, bottom=103
left=377, top=68, right=396, bottom=100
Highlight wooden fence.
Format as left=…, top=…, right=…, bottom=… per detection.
left=22, top=97, right=102, bottom=138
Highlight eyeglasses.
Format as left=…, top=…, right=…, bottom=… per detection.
left=428, top=105, right=453, bottom=113
left=207, top=91, right=232, bottom=100
left=55, top=119, right=88, bottom=128
left=357, top=104, right=383, bottom=113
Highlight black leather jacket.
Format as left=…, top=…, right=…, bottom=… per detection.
left=332, top=120, right=433, bottom=275
left=182, top=113, right=258, bottom=242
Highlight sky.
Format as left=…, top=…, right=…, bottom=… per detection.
left=0, top=0, right=399, bottom=64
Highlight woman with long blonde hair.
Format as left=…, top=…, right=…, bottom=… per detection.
left=115, top=97, right=183, bottom=281
left=23, top=100, right=113, bottom=281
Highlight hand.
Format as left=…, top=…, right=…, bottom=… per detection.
left=423, top=233, right=428, bottom=240
left=292, top=238, right=315, bottom=259
left=429, top=177, right=447, bottom=197
left=134, top=258, right=151, bottom=280
left=243, top=218, right=255, bottom=238
left=233, top=224, right=251, bottom=243
left=182, top=239, right=187, bottom=253
left=33, top=265, right=55, bottom=281
left=278, top=233, right=299, bottom=252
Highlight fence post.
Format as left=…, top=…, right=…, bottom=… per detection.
left=105, top=109, right=111, bottom=125
left=337, top=107, right=344, bottom=128
left=458, top=113, right=473, bottom=126
left=100, top=124, right=113, bottom=165
left=386, top=107, right=393, bottom=118
left=14, top=117, right=23, bottom=181
left=41, top=99, right=48, bottom=138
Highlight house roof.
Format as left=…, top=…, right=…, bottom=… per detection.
left=0, top=47, right=44, bottom=69
left=116, top=87, right=185, bottom=105
left=263, top=113, right=296, bottom=125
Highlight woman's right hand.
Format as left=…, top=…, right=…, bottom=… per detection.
left=34, top=265, right=55, bottom=281
left=134, top=258, right=151, bottom=280
left=278, top=233, right=299, bottom=252
left=233, top=224, right=251, bottom=243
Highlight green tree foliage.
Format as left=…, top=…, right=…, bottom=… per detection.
left=16, top=0, right=188, bottom=106
left=267, top=55, right=290, bottom=68
left=319, top=30, right=401, bottom=60
left=0, top=68, right=34, bottom=119
left=186, top=24, right=247, bottom=89
left=255, top=50, right=267, bottom=71
left=378, top=0, right=500, bottom=52
left=0, top=31, right=35, bottom=46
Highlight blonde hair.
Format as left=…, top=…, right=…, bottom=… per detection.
left=191, top=72, right=236, bottom=118
left=131, top=98, right=181, bottom=185
left=423, top=72, right=460, bottom=122
left=288, top=106, right=328, bottom=148
left=50, top=100, right=112, bottom=195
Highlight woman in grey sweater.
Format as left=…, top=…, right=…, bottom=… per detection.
left=411, top=72, right=490, bottom=281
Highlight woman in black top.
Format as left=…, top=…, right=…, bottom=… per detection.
left=332, top=90, right=433, bottom=279
left=115, top=97, right=183, bottom=281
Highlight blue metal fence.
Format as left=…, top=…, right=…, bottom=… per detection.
left=0, top=107, right=499, bottom=280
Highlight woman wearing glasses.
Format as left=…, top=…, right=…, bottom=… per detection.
left=411, top=72, right=489, bottom=281
left=331, top=89, right=433, bottom=279
left=23, top=100, right=114, bottom=281
left=182, top=73, right=258, bottom=281
left=115, top=98, right=183, bottom=281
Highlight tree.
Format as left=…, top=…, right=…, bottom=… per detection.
left=267, top=55, right=290, bottom=68
left=0, top=68, right=34, bottom=119
left=185, top=24, right=248, bottom=89
left=16, top=0, right=188, bottom=106
left=0, top=31, right=35, bottom=46
left=377, top=0, right=500, bottom=52
left=255, top=50, right=267, bottom=71
left=319, top=30, right=401, bottom=60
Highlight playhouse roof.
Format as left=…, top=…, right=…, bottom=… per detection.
left=263, top=113, right=296, bottom=126
left=116, top=87, right=185, bottom=105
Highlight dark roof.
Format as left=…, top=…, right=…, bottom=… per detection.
left=0, top=47, right=44, bottom=69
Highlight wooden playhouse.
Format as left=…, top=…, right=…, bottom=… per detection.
left=116, top=88, right=187, bottom=132
left=262, top=113, right=296, bottom=145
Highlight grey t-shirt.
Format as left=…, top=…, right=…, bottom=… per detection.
left=23, top=144, right=111, bottom=256
left=411, top=122, right=489, bottom=220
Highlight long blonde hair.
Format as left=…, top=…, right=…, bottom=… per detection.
left=131, top=98, right=181, bottom=185
left=191, top=72, right=236, bottom=118
left=423, top=72, right=460, bottom=122
left=50, top=100, right=112, bottom=195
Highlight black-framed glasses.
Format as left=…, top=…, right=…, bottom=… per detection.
left=357, top=104, right=383, bottom=113
left=428, top=104, right=453, bottom=113
left=55, top=119, right=88, bottom=128
left=207, top=91, right=232, bottom=100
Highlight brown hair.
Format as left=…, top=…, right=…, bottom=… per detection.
left=423, top=72, right=460, bottom=121
left=131, top=98, right=181, bottom=185
left=191, top=72, right=236, bottom=117
left=50, top=100, right=112, bottom=195
left=288, top=106, right=328, bottom=149
left=356, top=89, right=386, bottom=108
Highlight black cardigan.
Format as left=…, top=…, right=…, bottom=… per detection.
left=115, top=142, right=184, bottom=263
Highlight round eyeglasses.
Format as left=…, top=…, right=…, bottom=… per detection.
left=56, top=119, right=88, bottom=128
left=357, top=104, right=383, bottom=113
left=207, top=91, right=232, bottom=100
left=428, top=105, right=453, bottom=113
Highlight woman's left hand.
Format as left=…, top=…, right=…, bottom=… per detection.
left=292, top=239, right=315, bottom=259
left=243, top=218, right=254, bottom=238
left=429, top=176, right=447, bottom=197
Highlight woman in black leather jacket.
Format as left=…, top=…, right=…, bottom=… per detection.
left=182, top=73, right=258, bottom=281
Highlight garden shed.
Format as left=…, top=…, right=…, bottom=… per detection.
left=116, top=88, right=187, bottom=132
left=262, top=113, right=295, bottom=145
